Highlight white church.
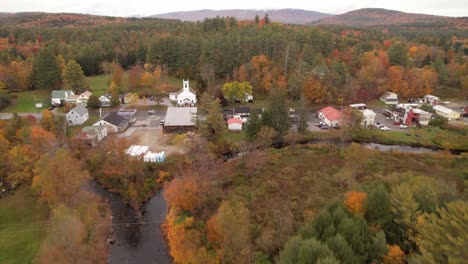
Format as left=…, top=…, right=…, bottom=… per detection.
left=169, top=79, right=197, bottom=107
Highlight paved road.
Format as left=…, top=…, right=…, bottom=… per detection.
left=0, top=112, right=43, bottom=120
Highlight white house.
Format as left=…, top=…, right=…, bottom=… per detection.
left=423, top=94, right=440, bottom=105
left=350, top=103, right=375, bottom=126
left=361, top=109, right=376, bottom=126
left=433, top=105, right=461, bottom=120
left=169, top=79, right=197, bottom=107
left=77, top=91, right=93, bottom=106
left=51, top=90, right=75, bottom=106
left=227, top=118, right=243, bottom=131
left=99, top=94, right=111, bottom=107
left=317, top=106, right=342, bottom=127
left=93, top=112, right=129, bottom=133
left=81, top=126, right=107, bottom=147
left=66, top=105, right=89, bottom=126
left=379, top=92, right=399, bottom=105
left=163, top=107, right=198, bottom=132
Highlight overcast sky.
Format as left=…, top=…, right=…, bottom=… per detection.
left=1, top=0, right=467, bottom=17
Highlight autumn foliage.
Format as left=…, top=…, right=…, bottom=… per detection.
left=344, top=191, right=367, bottom=215
left=383, top=245, right=405, bottom=264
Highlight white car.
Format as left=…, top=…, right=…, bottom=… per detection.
left=380, top=126, right=390, bottom=131
left=399, top=124, right=408, bottom=129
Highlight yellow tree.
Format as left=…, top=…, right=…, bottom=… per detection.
left=344, top=191, right=367, bottom=215
left=383, top=245, right=405, bottom=264
left=303, top=78, right=330, bottom=103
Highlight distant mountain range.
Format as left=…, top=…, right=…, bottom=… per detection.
left=314, top=8, right=468, bottom=28
left=0, top=8, right=466, bottom=29
left=150, top=9, right=332, bottom=25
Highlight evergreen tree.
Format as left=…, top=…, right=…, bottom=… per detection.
left=326, top=234, right=358, bottom=264
left=388, top=43, right=408, bottom=67
left=432, top=58, right=449, bottom=85
left=264, top=14, right=270, bottom=24
left=297, top=94, right=309, bottom=133
left=262, top=87, right=290, bottom=137
left=31, top=47, right=62, bottom=89
left=110, top=89, right=120, bottom=107
left=416, top=201, right=468, bottom=264
left=365, top=184, right=392, bottom=229
left=245, top=109, right=262, bottom=140
left=87, top=95, right=100, bottom=108
left=62, top=60, right=88, bottom=94
left=199, top=97, right=227, bottom=143
left=302, top=44, right=316, bottom=67
left=390, top=184, right=419, bottom=252
left=254, top=15, right=260, bottom=24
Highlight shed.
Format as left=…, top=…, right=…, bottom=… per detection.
left=227, top=118, right=243, bottom=131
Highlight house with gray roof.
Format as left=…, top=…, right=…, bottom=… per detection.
left=66, top=105, right=89, bottom=126
left=93, top=112, right=129, bottom=133
left=51, top=90, right=75, bottom=106
left=163, top=107, right=197, bottom=132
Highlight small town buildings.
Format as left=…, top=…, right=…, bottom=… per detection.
left=361, top=109, right=376, bottom=126
left=80, top=126, right=107, bottom=147
left=433, top=105, right=461, bottom=120
left=233, top=106, right=251, bottom=123
left=227, top=118, right=243, bottom=131
left=77, top=91, right=93, bottom=106
left=163, top=107, right=197, bottom=132
left=51, top=90, right=75, bottom=106
left=317, top=106, right=342, bottom=127
left=66, top=105, right=89, bottom=126
left=99, top=94, right=111, bottom=107
left=117, top=108, right=137, bottom=118
left=379, top=92, right=399, bottom=105
left=169, top=79, right=197, bottom=107
left=349, top=103, right=367, bottom=110
left=423, top=94, right=440, bottom=105
left=120, top=93, right=138, bottom=104
left=394, top=104, right=432, bottom=126
left=93, top=112, right=129, bottom=133
left=350, top=103, right=375, bottom=126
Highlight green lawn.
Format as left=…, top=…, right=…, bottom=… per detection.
left=0, top=189, right=50, bottom=264
left=225, top=131, right=246, bottom=143
left=2, top=90, right=51, bottom=113
left=86, top=74, right=113, bottom=97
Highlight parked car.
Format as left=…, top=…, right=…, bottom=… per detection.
left=315, top=121, right=326, bottom=127
left=159, top=120, right=165, bottom=126
left=380, top=126, right=390, bottom=131
left=399, top=124, right=408, bottom=129
left=148, top=110, right=155, bottom=114
left=393, top=121, right=401, bottom=125
left=320, top=125, right=330, bottom=130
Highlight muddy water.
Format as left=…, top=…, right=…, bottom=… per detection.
left=361, top=142, right=439, bottom=154
left=89, top=182, right=171, bottom=264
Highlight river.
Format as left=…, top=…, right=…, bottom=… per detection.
left=89, top=182, right=171, bottom=264
left=361, top=142, right=440, bottom=153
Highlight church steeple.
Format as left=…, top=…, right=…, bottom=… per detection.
left=183, top=79, right=189, bottom=92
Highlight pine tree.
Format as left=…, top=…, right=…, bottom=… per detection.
left=31, top=47, right=62, bottom=89
left=388, top=43, right=408, bottom=67
left=62, top=60, right=88, bottom=94
left=87, top=95, right=100, bottom=108
left=264, top=14, right=271, bottom=24
left=390, top=184, right=419, bottom=252
left=365, top=184, right=392, bottom=229
left=416, top=201, right=468, bottom=264
left=262, top=87, right=290, bottom=137
left=199, top=97, right=227, bottom=143
left=254, top=15, right=260, bottom=24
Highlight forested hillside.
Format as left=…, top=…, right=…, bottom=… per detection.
left=315, top=8, right=468, bottom=30
left=0, top=13, right=467, bottom=107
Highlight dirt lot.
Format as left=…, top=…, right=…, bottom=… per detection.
left=117, top=128, right=185, bottom=156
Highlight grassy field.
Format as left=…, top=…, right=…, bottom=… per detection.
left=0, top=189, right=50, bottom=264
left=2, top=90, right=51, bottom=113
left=225, top=130, right=246, bottom=143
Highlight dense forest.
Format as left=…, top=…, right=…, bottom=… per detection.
left=0, top=13, right=467, bottom=106
left=0, top=12, right=467, bottom=264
